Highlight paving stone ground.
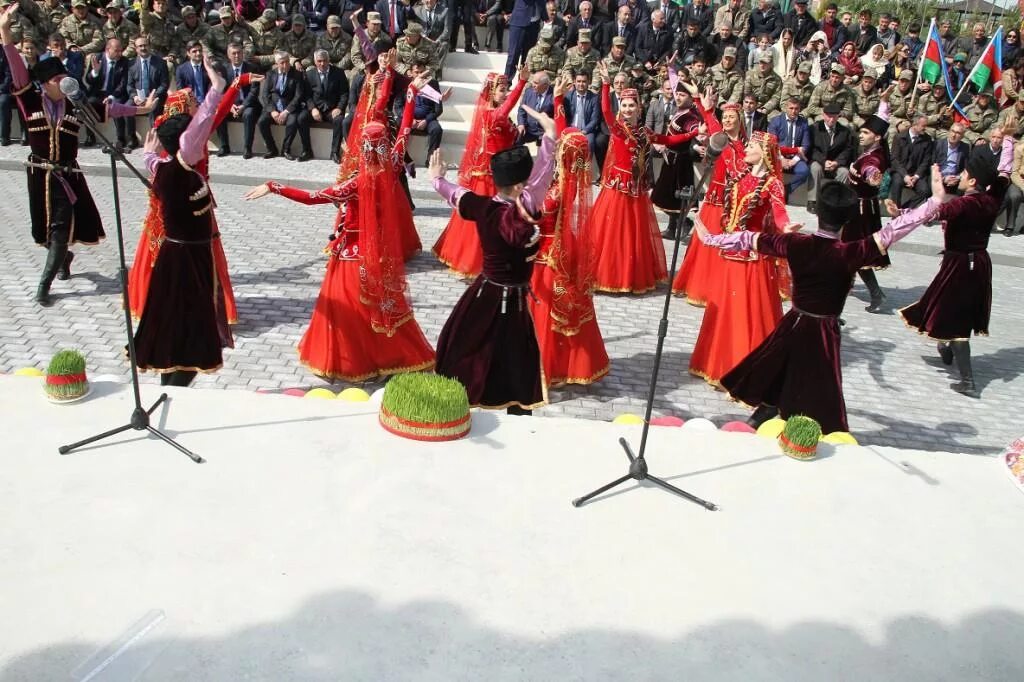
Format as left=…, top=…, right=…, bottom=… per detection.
left=2, top=145, right=1024, bottom=454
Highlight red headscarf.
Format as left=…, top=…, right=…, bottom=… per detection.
left=459, top=72, right=508, bottom=185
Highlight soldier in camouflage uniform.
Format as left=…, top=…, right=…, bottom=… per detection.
left=60, top=0, right=103, bottom=54
left=961, top=89, right=999, bottom=145
left=560, top=28, right=598, bottom=78
left=805, top=63, right=856, bottom=125
left=851, top=68, right=881, bottom=129
left=101, top=2, right=138, bottom=59
left=37, top=0, right=69, bottom=37
left=279, top=14, right=316, bottom=68
left=710, top=45, right=742, bottom=105
left=139, top=0, right=173, bottom=61
left=350, top=11, right=392, bottom=73
left=0, top=0, right=44, bottom=44
left=770, top=60, right=814, bottom=118
left=174, top=6, right=210, bottom=62
left=886, top=70, right=917, bottom=140
left=249, top=8, right=284, bottom=69
left=744, top=52, right=782, bottom=113
left=917, top=81, right=953, bottom=140
left=206, top=5, right=254, bottom=61
left=524, top=24, right=564, bottom=79
left=396, top=23, right=438, bottom=78
left=596, top=36, right=637, bottom=91
left=316, top=14, right=351, bottom=70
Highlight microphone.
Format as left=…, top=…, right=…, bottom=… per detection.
left=59, top=76, right=86, bottom=102
left=705, top=131, right=730, bottom=163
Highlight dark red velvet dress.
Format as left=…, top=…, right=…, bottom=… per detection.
left=721, top=232, right=886, bottom=434
left=435, top=193, right=546, bottom=410
left=843, top=145, right=891, bottom=269
left=898, top=185, right=1004, bottom=340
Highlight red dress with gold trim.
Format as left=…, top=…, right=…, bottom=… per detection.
left=432, top=75, right=527, bottom=278
left=590, top=82, right=697, bottom=293
left=127, top=78, right=249, bottom=323
left=267, top=97, right=435, bottom=381
left=528, top=107, right=610, bottom=386
left=672, top=101, right=748, bottom=305
left=689, top=168, right=791, bottom=385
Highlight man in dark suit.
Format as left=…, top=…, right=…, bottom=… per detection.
left=126, top=36, right=169, bottom=130
left=306, top=48, right=350, bottom=162
left=258, top=50, right=312, bottom=161
left=504, top=0, right=545, bottom=78
left=806, top=101, right=853, bottom=213
left=740, top=92, right=768, bottom=133
left=932, top=121, right=970, bottom=197
left=888, top=114, right=933, bottom=209
left=412, top=0, right=449, bottom=46
left=563, top=0, right=602, bottom=48
left=681, top=0, right=714, bottom=38
left=594, top=4, right=635, bottom=55
left=516, top=70, right=554, bottom=144
left=634, top=8, right=672, bottom=69
left=563, top=70, right=599, bottom=155
left=376, top=0, right=410, bottom=41
left=767, top=96, right=811, bottom=199
left=174, top=40, right=212, bottom=102
left=300, top=0, right=332, bottom=32
left=541, top=0, right=568, bottom=47
left=650, top=0, right=682, bottom=33
left=781, top=0, right=818, bottom=49
left=218, top=42, right=261, bottom=158
left=83, top=38, right=131, bottom=149
left=44, top=33, right=84, bottom=82
left=645, top=78, right=676, bottom=133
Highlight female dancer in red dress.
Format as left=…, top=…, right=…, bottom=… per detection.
left=126, top=75, right=257, bottom=322
left=528, top=77, right=610, bottom=387
left=689, top=130, right=798, bottom=386
left=244, top=82, right=435, bottom=381
left=672, top=86, right=749, bottom=305
left=432, top=65, right=528, bottom=278
left=590, top=61, right=698, bottom=293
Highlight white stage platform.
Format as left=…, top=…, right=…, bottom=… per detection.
left=0, top=375, right=1020, bottom=681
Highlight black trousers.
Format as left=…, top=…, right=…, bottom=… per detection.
left=890, top=171, right=930, bottom=209
left=504, top=21, right=539, bottom=78
left=87, top=96, right=132, bottom=145
left=485, top=14, right=505, bottom=49
left=257, top=109, right=312, bottom=153
left=217, top=105, right=260, bottom=151
left=411, top=120, right=443, bottom=158
left=449, top=0, right=478, bottom=50
left=312, top=107, right=346, bottom=156
left=0, top=92, right=15, bottom=142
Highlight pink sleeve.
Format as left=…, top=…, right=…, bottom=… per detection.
left=521, top=135, right=556, bottom=214
left=106, top=100, right=140, bottom=119
left=143, top=150, right=163, bottom=175
left=4, top=43, right=28, bottom=89
left=432, top=176, right=468, bottom=208
left=1000, top=135, right=1015, bottom=174
left=179, top=87, right=224, bottom=167
left=875, top=197, right=940, bottom=251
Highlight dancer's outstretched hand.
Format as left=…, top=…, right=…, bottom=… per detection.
left=244, top=184, right=271, bottom=200
left=930, top=163, right=946, bottom=202
left=428, top=149, right=446, bottom=180
left=143, top=129, right=161, bottom=155
left=522, top=104, right=555, bottom=139
left=782, top=222, right=803, bottom=233
left=692, top=215, right=710, bottom=243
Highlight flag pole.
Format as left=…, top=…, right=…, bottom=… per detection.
left=909, top=17, right=934, bottom=112
left=950, top=26, right=1001, bottom=107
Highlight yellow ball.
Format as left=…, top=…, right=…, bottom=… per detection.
left=822, top=431, right=859, bottom=445
left=15, top=367, right=44, bottom=377
left=338, top=387, right=370, bottom=402
left=304, top=387, right=336, bottom=399
left=756, top=418, right=786, bottom=439
left=613, top=413, right=644, bottom=425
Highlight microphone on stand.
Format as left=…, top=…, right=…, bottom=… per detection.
left=705, top=131, right=730, bottom=163
left=59, top=76, right=86, bottom=102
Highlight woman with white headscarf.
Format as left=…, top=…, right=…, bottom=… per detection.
left=771, top=28, right=797, bottom=80
left=800, top=30, right=831, bottom=85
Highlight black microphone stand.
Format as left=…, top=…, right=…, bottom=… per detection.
left=572, top=143, right=721, bottom=509
left=57, top=94, right=204, bottom=463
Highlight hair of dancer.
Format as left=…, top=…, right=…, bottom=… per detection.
left=672, top=85, right=750, bottom=305
left=244, top=82, right=435, bottom=382
left=431, top=65, right=529, bottom=278
left=688, top=129, right=800, bottom=387
left=527, top=87, right=610, bottom=388
left=588, top=62, right=700, bottom=294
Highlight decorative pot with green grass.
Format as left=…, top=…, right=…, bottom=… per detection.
left=778, top=415, right=821, bottom=461
left=379, top=372, right=471, bottom=441
left=44, top=349, right=90, bottom=403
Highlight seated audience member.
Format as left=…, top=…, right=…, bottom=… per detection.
left=767, top=96, right=811, bottom=200
left=806, top=101, right=853, bottom=213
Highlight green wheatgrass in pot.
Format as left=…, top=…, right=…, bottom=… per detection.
left=779, top=415, right=822, bottom=460
left=381, top=372, right=469, bottom=424
left=45, top=349, right=89, bottom=401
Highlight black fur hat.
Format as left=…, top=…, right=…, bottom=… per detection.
left=491, top=145, right=534, bottom=187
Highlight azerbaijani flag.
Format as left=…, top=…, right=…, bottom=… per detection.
left=969, top=26, right=1004, bottom=102
left=920, top=19, right=947, bottom=85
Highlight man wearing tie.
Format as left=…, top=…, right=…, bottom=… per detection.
left=740, top=93, right=767, bottom=134
left=766, top=96, right=811, bottom=201
left=126, top=37, right=168, bottom=130
left=563, top=70, right=599, bottom=158
left=83, top=37, right=131, bottom=149
left=595, top=4, right=634, bottom=55
left=504, top=0, right=546, bottom=78
left=516, top=69, right=554, bottom=144
left=258, top=50, right=312, bottom=161
left=218, top=42, right=261, bottom=159
left=644, top=78, right=675, bottom=134
left=305, top=48, right=349, bottom=162
left=375, top=0, right=408, bottom=41
left=807, top=101, right=853, bottom=214
left=564, top=0, right=600, bottom=48
left=888, top=113, right=933, bottom=210
left=174, top=40, right=211, bottom=104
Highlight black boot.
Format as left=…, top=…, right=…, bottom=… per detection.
left=164, top=370, right=197, bottom=387
left=936, top=341, right=953, bottom=366
left=859, top=269, right=886, bottom=313
left=660, top=214, right=678, bottom=240
left=506, top=404, right=533, bottom=416
left=746, top=404, right=779, bottom=428
left=35, top=239, right=70, bottom=306
left=949, top=341, right=977, bottom=396
left=57, top=251, right=74, bottom=281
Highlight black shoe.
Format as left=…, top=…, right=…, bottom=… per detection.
left=283, top=150, right=296, bottom=161
left=865, top=291, right=886, bottom=313
left=20, top=136, right=28, bottom=146
left=1, top=138, right=11, bottom=146
left=83, top=136, right=96, bottom=148
left=937, top=341, right=953, bottom=366
left=806, top=200, right=817, bottom=214
left=57, top=251, right=74, bottom=281
left=746, top=404, right=779, bottom=429
left=263, top=150, right=279, bottom=159
left=216, top=147, right=231, bottom=157
left=465, top=46, right=479, bottom=54
left=331, top=152, right=341, bottom=163
left=35, top=283, right=53, bottom=306
left=950, top=378, right=978, bottom=396
left=660, top=229, right=677, bottom=239
left=949, top=341, right=978, bottom=397
left=298, top=150, right=312, bottom=162
left=243, top=149, right=253, bottom=160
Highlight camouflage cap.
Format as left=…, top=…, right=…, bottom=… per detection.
left=105, top=1, right=122, bottom=10
left=861, top=67, right=878, bottom=80
left=578, top=28, right=591, bottom=42
left=539, top=25, right=554, bottom=42
left=367, top=11, right=382, bottom=23
left=181, top=5, right=196, bottom=16
left=71, top=0, right=88, bottom=7
left=723, top=46, right=737, bottom=58
left=797, top=61, right=812, bottom=74
left=404, top=23, right=422, bottom=36
left=898, top=70, right=913, bottom=80
left=326, top=14, right=341, bottom=27
left=830, top=63, right=845, bottom=76
left=262, top=8, right=278, bottom=20
left=611, top=36, right=627, bottom=47
left=292, top=13, right=306, bottom=25
left=218, top=5, right=233, bottom=17
left=758, top=52, right=773, bottom=63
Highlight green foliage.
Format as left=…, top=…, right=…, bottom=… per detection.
left=381, top=372, right=469, bottom=424
left=782, top=415, right=823, bottom=447
left=46, top=349, right=86, bottom=376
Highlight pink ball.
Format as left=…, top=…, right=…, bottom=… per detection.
left=282, top=388, right=306, bottom=397
left=721, top=421, right=756, bottom=433
left=650, top=416, right=685, bottom=427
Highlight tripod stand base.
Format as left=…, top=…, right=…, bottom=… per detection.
left=572, top=437, right=717, bottom=510
left=58, top=393, right=204, bottom=463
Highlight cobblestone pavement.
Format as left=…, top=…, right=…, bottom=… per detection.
left=2, top=146, right=1024, bottom=454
